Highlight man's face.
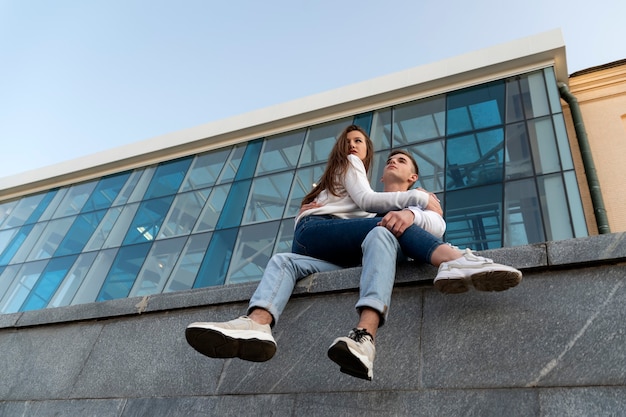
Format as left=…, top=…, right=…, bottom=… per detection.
left=382, top=153, right=417, bottom=188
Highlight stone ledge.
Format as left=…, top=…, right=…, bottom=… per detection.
left=2, top=233, right=624, bottom=330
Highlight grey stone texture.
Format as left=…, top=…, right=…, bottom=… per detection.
left=0, top=232, right=625, bottom=416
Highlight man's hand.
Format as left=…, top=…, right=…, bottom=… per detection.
left=378, top=209, right=415, bottom=237
left=299, top=202, right=323, bottom=216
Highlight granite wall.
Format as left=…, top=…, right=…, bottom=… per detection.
left=1, top=233, right=625, bottom=416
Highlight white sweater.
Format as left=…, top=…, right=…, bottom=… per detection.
left=295, top=154, right=446, bottom=238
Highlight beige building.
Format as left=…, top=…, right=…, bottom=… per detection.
left=563, top=59, right=626, bottom=234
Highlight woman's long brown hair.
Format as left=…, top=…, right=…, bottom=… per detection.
left=301, top=125, right=374, bottom=205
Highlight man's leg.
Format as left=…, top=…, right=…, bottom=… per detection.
left=395, top=225, right=522, bottom=294
left=185, top=253, right=342, bottom=362
left=328, top=226, right=400, bottom=381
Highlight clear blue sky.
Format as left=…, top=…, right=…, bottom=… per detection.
left=1, top=0, right=625, bottom=179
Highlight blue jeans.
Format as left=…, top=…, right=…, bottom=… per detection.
left=292, top=215, right=443, bottom=266
left=248, top=226, right=402, bottom=326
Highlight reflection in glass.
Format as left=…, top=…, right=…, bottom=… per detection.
left=48, top=252, right=97, bottom=308
left=51, top=182, right=97, bottom=219
left=72, top=248, right=118, bottom=305
left=537, top=173, right=573, bottom=241
left=504, top=179, right=544, bottom=246
left=243, top=171, right=293, bottom=224
left=519, top=71, right=550, bottom=119
left=81, top=172, right=131, bottom=213
left=97, top=242, right=152, bottom=301
left=370, top=108, right=392, bottom=150
left=256, top=130, right=306, bottom=175
left=158, top=190, right=210, bottom=238
left=447, top=82, right=505, bottom=135
left=122, top=196, right=175, bottom=245
left=0, top=260, right=48, bottom=314
left=505, top=122, right=534, bottom=180
left=55, top=210, right=108, bottom=256
left=298, top=118, right=352, bottom=167
left=528, top=117, right=561, bottom=175
left=393, top=96, right=445, bottom=145
left=226, top=221, right=280, bottom=284
left=194, top=184, right=232, bottom=232
left=144, top=157, right=193, bottom=199
left=20, top=255, right=78, bottom=312
left=164, top=232, right=212, bottom=292
left=181, top=148, right=231, bottom=191
left=285, top=165, right=325, bottom=217
left=564, top=171, right=588, bottom=237
left=445, top=184, right=502, bottom=250
left=130, top=236, right=187, bottom=297
left=446, top=129, right=504, bottom=190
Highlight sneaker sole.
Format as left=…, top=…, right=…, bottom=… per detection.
left=327, top=340, right=372, bottom=381
left=185, top=327, right=276, bottom=362
left=434, top=269, right=522, bottom=294
left=471, top=269, right=522, bottom=292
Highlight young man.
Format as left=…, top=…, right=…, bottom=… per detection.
left=185, top=151, right=521, bottom=381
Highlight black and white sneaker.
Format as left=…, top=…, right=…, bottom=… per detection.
left=185, top=316, right=277, bottom=362
left=327, top=328, right=375, bottom=381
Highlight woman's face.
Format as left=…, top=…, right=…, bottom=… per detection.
left=346, top=130, right=368, bottom=162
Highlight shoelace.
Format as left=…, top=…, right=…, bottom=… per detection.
left=349, top=328, right=373, bottom=342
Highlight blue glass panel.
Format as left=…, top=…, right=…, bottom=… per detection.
left=0, top=260, right=47, bottom=314
left=54, top=210, right=108, bottom=256
left=158, top=190, right=210, bottom=238
left=527, top=116, right=561, bottom=174
left=447, top=81, right=505, bottom=135
left=243, top=171, right=293, bottom=224
left=446, top=129, right=504, bottom=190
left=505, top=122, right=534, bottom=180
left=0, top=200, right=18, bottom=229
left=0, top=224, right=35, bottom=265
left=353, top=112, right=373, bottom=133
left=370, top=108, right=392, bottom=151
left=519, top=71, right=550, bottom=119
left=193, top=228, right=238, bottom=288
left=226, top=221, right=280, bottom=284
left=216, top=180, right=252, bottom=229
left=505, top=78, right=525, bottom=123
left=504, top=178, right=544, bottom=246
left=297, top=118, right=353, bottom=167
left=445, top=184, right=503, bottom=250
left=284, top=164, right=325, bottom=217
left=164, top=232, right=212, bottom=292
left=122, top=196, right=175, bottom=245
left=393, top=96, right=446, bottom=145
left=81, top=172, right=132, bottom=212
left=131, top=236, right=187, bottom=296
left=255, top=131, right=305, bottom=175
left=48, top=252, right=97, bottom=308
left=97, top=242, right=152, bottom=301
left=234, top=139, right=263, bottom=181
left=51, top=182, right=97, bottom=218
left=194, top=184, right=232, bottom=232
left=143, top=156, right=193, bottom=199
left=20, top=255, right=78, bottom=312
left=564, top=170, right=588, bottom=237
left=553, top=114, right=574, bottom=171
left=181, top=148, right=231, bottom=191
left=537, top=173, right=573, bottom=241
left=544, top=67, right=563, bottom=114
left=217, top=144, right=245, bottom=183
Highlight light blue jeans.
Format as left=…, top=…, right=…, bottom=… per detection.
left=248, top=226, right=401, bottom=326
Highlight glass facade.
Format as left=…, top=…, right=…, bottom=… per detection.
left=0, top=67, right=587, bottom=314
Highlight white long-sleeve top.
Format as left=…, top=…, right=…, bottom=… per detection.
left=295, top=154, right=446, bottom=238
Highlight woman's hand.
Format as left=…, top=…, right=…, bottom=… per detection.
left=299, top=202, right=323, bottom=216
left=417, top=188, right=442, bottom=216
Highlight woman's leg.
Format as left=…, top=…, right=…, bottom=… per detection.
left=292, top=216, right=382, bottom=267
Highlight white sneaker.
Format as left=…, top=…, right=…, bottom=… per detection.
left=434, top=248, right=522, bottom=294
left=185, top=316, right=277, bottom=362
left=327, top=328, right=375, bottom=381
